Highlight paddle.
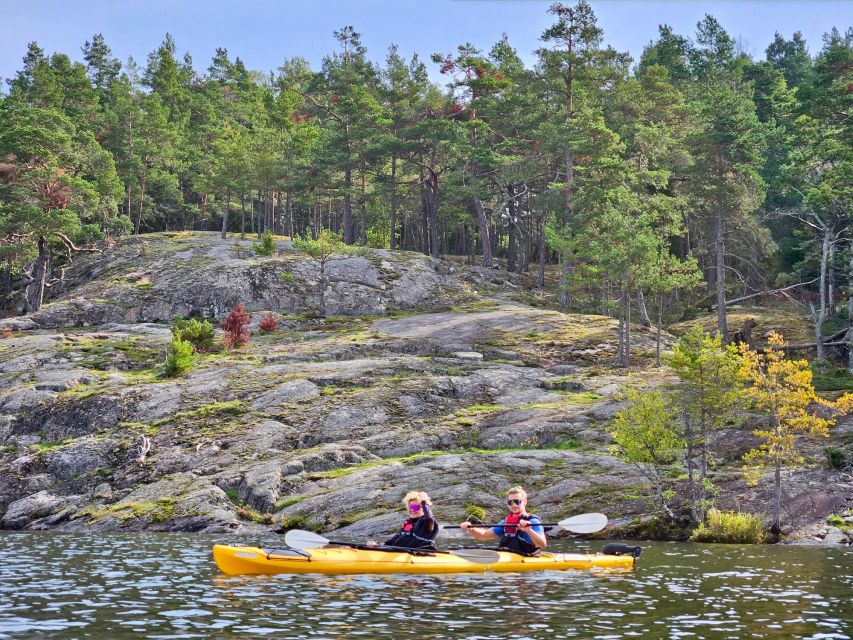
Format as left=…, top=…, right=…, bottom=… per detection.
left=443, top=512, right=608, bottom=534
left=284, top=529, right=500, bottom=565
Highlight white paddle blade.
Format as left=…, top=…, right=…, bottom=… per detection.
left=284, top=528, right=330, bottom=550
left=450, top=548, right=501, bottom=565
left=558, top=512, right=608, bottom=534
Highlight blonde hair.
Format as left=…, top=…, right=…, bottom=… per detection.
left=506, top=486, right=527, bottom=500
left=403, top=491, right=432, bottom=506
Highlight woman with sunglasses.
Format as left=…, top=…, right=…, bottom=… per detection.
left=366, top=491, right=438, bottom=550
left=459, top=486, right=546, bottom=555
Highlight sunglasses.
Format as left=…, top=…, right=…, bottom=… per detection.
left=408, top=503, right=421, bottom=512
left=506, top=498, right=523, bottom=506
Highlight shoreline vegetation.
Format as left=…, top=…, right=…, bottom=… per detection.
left=0, top=1, right=851, bottom=545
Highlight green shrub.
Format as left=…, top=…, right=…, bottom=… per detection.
left=464, top=503, right=487, bottom=523
left=172, top=316, right=215, bottom=352
left=827, top=514, right=851, bottom=533
left=825, top=445, right=850, bottom=471
left=279, top=514, right=310, bottom=530
left=236, top=506, right=274, bottom=525
left=690, top=508, right=765, bottom=544
left=164, top=338, right=194, bottom=377
left=275, top=496, right=304, bottom=510
left=254, top=230, right=276, bottom=256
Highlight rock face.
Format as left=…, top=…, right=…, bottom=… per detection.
left=0, top=232, right=848, bottom=542
left=6, top=232, right=472, bottom=328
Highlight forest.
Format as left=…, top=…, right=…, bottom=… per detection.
left=0, top=2, right=850, bottom=369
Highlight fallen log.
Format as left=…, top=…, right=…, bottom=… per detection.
left=712, top=279, right=818, bottom=310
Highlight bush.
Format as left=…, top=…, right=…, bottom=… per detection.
left=220, top=302, right=252, bottom=350
left=825, top=445, right=851, bottom=471
left=464, top=503, right=487, bottom=523
left=172, top=316, right=215, bottom=352
left=164, top=338, right=194, bottom=377
left=258, top=312, right=278, bottom=333
left=253, top=230, right=276, bottom=256
left=689, top=508, right=765, bottom=544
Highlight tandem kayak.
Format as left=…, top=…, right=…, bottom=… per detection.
left=212, top=544, right=638, bottom=575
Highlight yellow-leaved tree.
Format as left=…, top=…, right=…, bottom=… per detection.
left=739, top=332, right=853, bottom=535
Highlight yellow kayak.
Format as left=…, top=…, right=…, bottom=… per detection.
left=212, top=544, right=637, bottom=575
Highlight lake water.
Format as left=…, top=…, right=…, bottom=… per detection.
left=0, top=532, right=850, bottom=639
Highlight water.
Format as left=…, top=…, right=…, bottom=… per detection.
left=0, top=532, right=850, bottom=639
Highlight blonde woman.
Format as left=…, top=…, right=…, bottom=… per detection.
left=367, top=491, right=438, bottom=550
left=459, top=486, right=546, bottom=555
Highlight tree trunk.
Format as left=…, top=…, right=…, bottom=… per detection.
left=828, top=241, right=836, bottom=317
left=507, top=184, right=517, bottom=273
left=656, top=290, right=663, bottom=366
left=636, top=290, right=652, bottom=328
left=427, top=177, right=440, bottom=260
left=28, top=235, right=50, bottom=313
left=249, top=191, right=254, bottom=235
left=813, top=226, right=830, bottom=361
left=273, top=190, right=281, bottom=235
left=772, top=458, right=782, bottom=535
left=848, top=236, right=853, bottom=374
left=470, top=157, right=492, bottom=268
left=684, top=411, right=699, bottom=524
left=285, top=192, right=293, bottom=238
left=626, top=289, right=632, bottom=367
left=560, top=146, right=574, bottom=309
left=220, top=187, right=230, bottom=240
left=419, top=165, right=429, bottom=256
left=343, top=136, right=354, bottom=244
left=714, top=202, right=728, bottom=339
left=135, top=170, right=147, bottom=236
left=239, top=191, right=246, bottom=240
left=359, top=156, right=367, bottom=245
left=537, top=213, right=546, bottom=287
left=389, top=154, right=397, bottom=251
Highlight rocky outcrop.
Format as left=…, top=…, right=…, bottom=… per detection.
left=5, top=232, right=473, bottom=329
left=0, top=233, right=848, bottom=544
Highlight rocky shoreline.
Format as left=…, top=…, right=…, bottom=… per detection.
left=1, top=233, right=850, bottom=545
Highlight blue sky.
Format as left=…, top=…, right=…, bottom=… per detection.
left=2, top=1, right=850, bottom=84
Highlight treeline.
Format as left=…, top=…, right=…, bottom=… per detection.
left=0, top=2, right=850, bottom=368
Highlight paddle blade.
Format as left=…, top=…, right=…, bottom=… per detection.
left=284, top=529, right=330, bottom=550
left=450, top=548, right=501, bottom=564
left=558, top=512, right=608, bottom=534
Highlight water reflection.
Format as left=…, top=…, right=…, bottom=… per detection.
left=0, top=532, right=850, bottom=639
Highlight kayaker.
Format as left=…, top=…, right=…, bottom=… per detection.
left=459, top=486, right=546, bottom=555
left=366, top=491, right=438, bottom=550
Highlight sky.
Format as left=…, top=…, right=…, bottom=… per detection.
left=1, top=0, right=851, bottom=84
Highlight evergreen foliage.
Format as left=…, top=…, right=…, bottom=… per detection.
left=0, top=13, right=849, bottom=370
left=164, top=337, right=193, bottom=377
left=171, top=316, right=215, bottom=352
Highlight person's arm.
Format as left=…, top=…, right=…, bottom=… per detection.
left=459, top=521, right=499, bottom=541
left=421, top=500, right=435, bottom=534
left=519, top=517, right=547, bottom=549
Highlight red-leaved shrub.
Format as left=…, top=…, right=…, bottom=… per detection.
left=258, top=312, right=278, bottom=333
left=220, top=302, right=252, bottom=350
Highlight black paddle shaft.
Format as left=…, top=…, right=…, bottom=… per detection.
left=325, top=540, right=437, bottom=556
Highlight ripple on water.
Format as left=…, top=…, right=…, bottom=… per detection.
left=0, top=532, right=851, bottom=639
